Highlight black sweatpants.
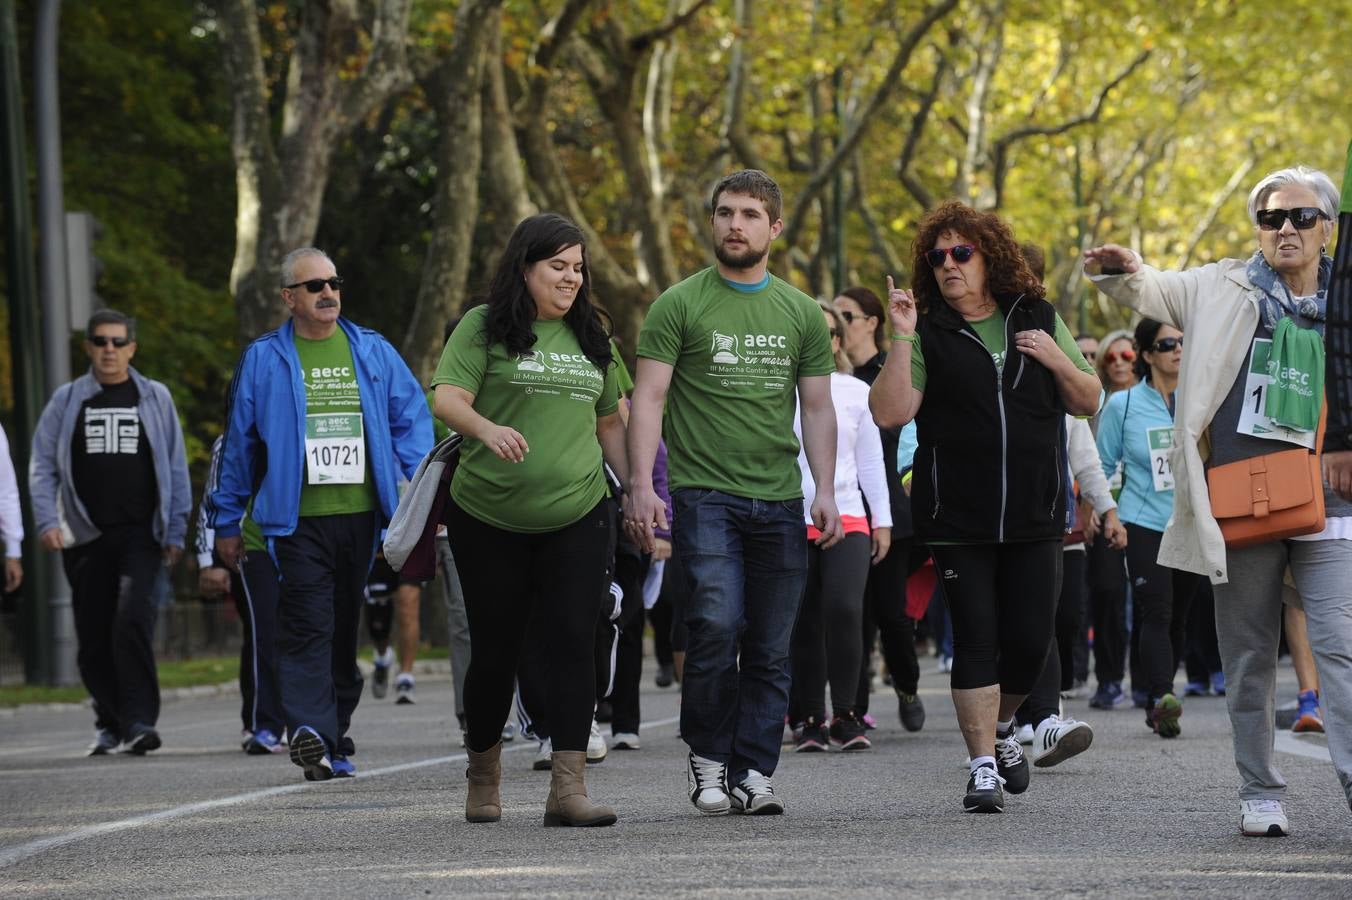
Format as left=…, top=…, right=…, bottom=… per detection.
left=930, top=540, right=1060, bottom=694
left=63, top=523, right=163, bottom=737
left=448, top=496, right=614, bottom=754
left=855, top=537, right=921, bottom=713
left=1183, top=581, right=1222, bottom=685
left=1087, top=535, right=1129, bottom=685
left=1020, top=547, right=1084, bottom=726
left=272, top=512, right=377, bottom=754
left=1123, top=523, right=1204, bottom=702
left=237, top=552, right=285, bottom=736
left=608, top=546, right=651, bottom=734
left=790, top=532, right=872, bottom=721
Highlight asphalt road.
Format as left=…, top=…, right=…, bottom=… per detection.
left=0, top=656, right=1346, bottom=898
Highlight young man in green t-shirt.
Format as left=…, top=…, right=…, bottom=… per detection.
left=626, top=170, right=843, bottom=816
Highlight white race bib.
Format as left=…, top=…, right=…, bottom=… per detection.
left=1236, top=338, right=1317, bottom=449
left=1146, top=425, right=1174, bottom=493
left=305, top=413, right=366, bottom=484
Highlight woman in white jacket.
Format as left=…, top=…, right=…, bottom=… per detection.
left=1085, top=164, right=1352, bottom=839
left=788, top=301, right=892, bottom=752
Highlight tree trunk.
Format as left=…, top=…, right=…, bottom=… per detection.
left=399, top=0, right=501, bottom=382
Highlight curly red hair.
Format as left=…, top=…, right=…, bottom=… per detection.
left=910, top=200, right=1045, bottom=312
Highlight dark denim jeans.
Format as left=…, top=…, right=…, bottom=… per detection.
left=673, top=488, right=808, bottom=782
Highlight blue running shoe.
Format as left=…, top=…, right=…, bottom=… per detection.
left=1210, top=671, right=1226, bottom=696
left=289, top=726, right=333, bottom=781
left=1292, top=689, right=1323, bottom=733
left=1131, top=689, right=1149, bottom=709
left=243, top=728, right=285, bottom=755
left=1088, top=682, right=1126, bottom=710
left=331, top=756, right=356, bottom=777
left=1184, top=681, right=1209, bottom=697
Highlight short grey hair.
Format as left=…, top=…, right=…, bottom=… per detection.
left=1246, top=165, right=1339, bottom=225
left=280, top=247, right=334, bottom=287
left=86, top=308, right=135, bottom=342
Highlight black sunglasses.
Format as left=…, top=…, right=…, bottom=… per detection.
left=829, top=329, right=841, bottom=338
left=88, top=335, right=132, bottom=348
left=925, top=244, right=976, bottom=267
left=285, top=276, right=344, bottom=293
left=1256, top=207, right=1328, bottom=231
left=1150, top=336, right=1183, bottom=353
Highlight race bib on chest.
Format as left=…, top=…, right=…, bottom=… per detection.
left=1236, top=338, right=1317, bottom=449
left=305, top=413, right=366, bottom=484
left=1146, top=425, right=1174, bottom=493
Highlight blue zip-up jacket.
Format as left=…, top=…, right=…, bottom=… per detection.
left=207, top=318, right=432, bottom=539
left=1096, top=380, right=1176, bottom=533
left=29, top=366, right=192, bottom=549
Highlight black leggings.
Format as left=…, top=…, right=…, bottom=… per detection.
left=930, top=540, right=1060, bottom=694
left=447, top=496, right=614, bottom=753
left=789, top=532, right=872, bottom=721
left=1020, top=547, right=1083, bottom=726
left=1123, top=523, right=1204, bottom=702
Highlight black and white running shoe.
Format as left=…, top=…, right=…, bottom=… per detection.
left=729, top=770, right=783, bottom=815
left=687, top=752, right=731, bottom=816
left=995, top=727, right=1030, bottom=794
left=963, top=763, right=1006, bottom=813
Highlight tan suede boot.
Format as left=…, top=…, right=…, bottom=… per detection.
left=543, top=750, right=617, bottom=827
left=465, top=742, right=502, bottom=823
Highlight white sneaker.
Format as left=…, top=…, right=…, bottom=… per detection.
left=730, top=769, right=784, bottom=815
left=532, top=737, right=552, bottom=771
left=687, top=752, right=731, bottom=815
left=1014, top=723, right=1035, bottom=745
left=1032, top=714, right=1094, bottom=767
left=586, top=719, right=608, bottom=764
left=610, top=731, right=641, bottom=750
left=1240, top=799, right=1289, bottom=836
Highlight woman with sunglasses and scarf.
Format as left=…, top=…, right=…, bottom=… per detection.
left=1095, top=318, right=1203, bottom=738
left=1086, top=165, right=1352, bottom=838
left=1085, top=329, right=1140, bottom=711
left=871, top=201, right=1100, bottom=814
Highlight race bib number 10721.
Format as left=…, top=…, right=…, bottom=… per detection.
left=305, top=413, right=366, bottom=484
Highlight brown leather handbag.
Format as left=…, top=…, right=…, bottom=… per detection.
left=1207, top=401, right=1326, bottom=549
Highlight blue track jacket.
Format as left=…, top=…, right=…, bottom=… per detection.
left=207, top=318, right=432, bottom=539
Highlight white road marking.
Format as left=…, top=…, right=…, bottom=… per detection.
left=1273, top=730, right=1332, bottom=763
left=0, top=715, right=681, bottom=870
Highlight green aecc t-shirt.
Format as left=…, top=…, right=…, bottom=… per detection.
left=294, top=328, right=377, bottom=518
left=636, top=267, right=835, bottom=499
left=909, top=309, right=1093, bottom=392
left=430, top=306, right=621, bottom=533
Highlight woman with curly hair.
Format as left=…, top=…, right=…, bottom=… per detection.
left=433, top=212, right=629, bottom=827
left=870, top=200, right=1100, bottom=814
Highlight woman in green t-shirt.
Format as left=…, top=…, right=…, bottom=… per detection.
left=431, top=214, right=630, bottom=828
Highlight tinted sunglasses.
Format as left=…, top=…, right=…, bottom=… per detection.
left=88, top=335, right=132, bottom=348
left=285, top=276, right=344, bottom=293
left=1150, top=336, right=1183, bottom=353
left=925, top=244, right=976, bottom=267
left=1103, top=348, right=1135, bottom=364
left=838, top=310, right=865, bottom=324
left=1256, top=207, right=1327, bottom=231
left=829, top=329, right=841, bottom=338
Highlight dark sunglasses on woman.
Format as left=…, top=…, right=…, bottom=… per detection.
left=1150, top=337, right=1183, bottom=353
left=1256, top=207, right=1328, bottom=231
left=925, top=244, right=976, bottom=267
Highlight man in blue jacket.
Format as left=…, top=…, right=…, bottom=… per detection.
left=30, top=309, right=192, bottom=756
left=209, top=247, right=431, bottom=781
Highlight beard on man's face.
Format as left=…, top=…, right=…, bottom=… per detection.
left=714, top=239, right=768, bottom=271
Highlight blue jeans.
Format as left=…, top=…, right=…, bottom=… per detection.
left=673, top=489, right=808, bottom=782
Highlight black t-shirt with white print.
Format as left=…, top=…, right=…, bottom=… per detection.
left=71, top=378, right=157, bottom=527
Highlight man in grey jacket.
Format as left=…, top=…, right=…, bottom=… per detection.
left=30, top=309, right=191, bottom=756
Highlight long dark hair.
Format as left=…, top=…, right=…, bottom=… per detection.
left=482, top=213, right=612, bottom=368
left=838, top=286, right=886, bottom=351
left=1131, top=318, right=1167, bottom=383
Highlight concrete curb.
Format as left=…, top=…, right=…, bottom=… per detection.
left=0, top=658, right=454, bottom=718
